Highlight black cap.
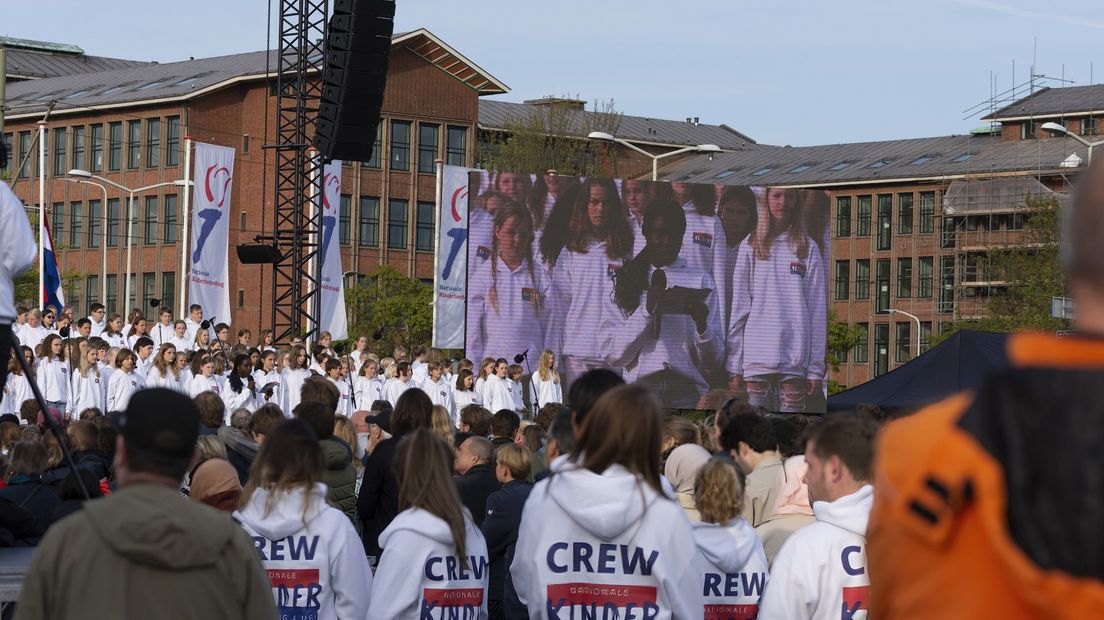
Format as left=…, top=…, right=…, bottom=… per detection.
left=118, top=389, right=199, bottom=461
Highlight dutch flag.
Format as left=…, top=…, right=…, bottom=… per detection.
left=41, top=215, right=65, bottom=312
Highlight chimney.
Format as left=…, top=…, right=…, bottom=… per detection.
left=693, top=117, right=700, bottom=126
left=686, top=117, right=692, bottom=124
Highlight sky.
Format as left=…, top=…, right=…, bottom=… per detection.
left=5, top=0, right=1104, bottom=146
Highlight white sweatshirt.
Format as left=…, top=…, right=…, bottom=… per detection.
left=467, top=257, right=549, bottom=366
left=453, top=389, right=480, bottom=414
left=184, top=318, right=202, bottom=344
left=420, top=377, right=455, bottom=420
left=411, top=360, right=429, bottom=389
left=150, top=322, right=175, bottom=349
left=529, top=373, right=562, bottom=407
left=222, top=380, right=257, bottom=419
left=726, top=232, right=826, bottom=380
left=18, top=324, right=48, bottom=351
left=106, top=370, right=140, bottom=412
left=548, top=241, right=624, bottom=358
left=170, top=334, right=194, bottom=353
left=600, top=258, right=724, bottom=405
left=236, top=484, right=373, bottom=620
left=369, top=507, right=490, bottom=619
left=68, top=371, right=105, bottom=418
left=474, top=377, right=489, bottom=406
left=680, top=204, right=729, bottom=327
left=469, top=208, right=494, bottom=267
left=353, top=375, right=384, bottom=409
left=189, top=374, right=221, bottom=398
left=1, top=373, right=33, bottom=417
left=0, top=183, right=37, bottom=323
left=508, top=378, right=525, bottom=413
left=145, top=367, right=182, bottom=393
left=327, top=377, right=352, bottom=416
left=758, top=485, right=873, bottom=620
left=483, top=375, right=513, bottom=414
left=88, top=318, right=106, bottom=338
left=511, top=463, right=703, bottom=619
left=384, top=378, right=412, bottom=409
left=36, top=359, right=69, bottom=404
left=102, top=332, right=127, bottom=349
left=281, top=368, right=311, bottom=417
left=135, top=355, right=153, bottom=384
left=691, top=518, right=770, bottom=619
left=253, top=369, right=282, bottom=407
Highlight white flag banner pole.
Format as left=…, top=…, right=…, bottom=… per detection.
left=319, top=159, right=348, bottom=340
left=188, top=142, right=234, bottom=328
left=431, top=165, right=472, bottom=348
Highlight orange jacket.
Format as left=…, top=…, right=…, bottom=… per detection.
left=868, top=332, right=1104, bottom=619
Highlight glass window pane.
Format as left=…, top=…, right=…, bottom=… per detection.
left=127, top=120, right=141, bottom=169
left=72, top=126, right=85, bottom=172
left=855, top=260, right=870, bottom=300
left=919, top=192, right=935, bottom=233
left=90, top=124, right=104, bottom=172
left=876, top=258, right=890, bottom=313
left=876, top=194, right=892, bottom=250
left=387, top=199, right=408, bottom=249
left=53, top=127, right=67, bottom=176
left=70, top=201, right=83, bottom=247
left=164, top=195, right=178, bottom=243
left=853, top=323, right=869, bottom=363
left=146, top=118, right=161, bottom=167
left=856, top=195, right=871, bottom=237
left=363, top=122, right=382, bottom=168
left=108, top=122, right=122, bottom=171
left=166, top=116, right=181, bottom=166
left=416, top=201, right=435, bottom=251
left=834, top=260, right=849, bottom=300
left=88, top=200, right=101, bottom=248
left=896, top=258, right=912, bottom=298
left=446, top=126, right=467, bottom=166
left=161, top=272, right=175, bottom=315
left=390, top=121, right=410, bottom=171
left=897, top=193, right=914, bottom=235
left=339, top=195, right=352, bottom=245
left=359, top=197, right=379, bottom=247
left=144, top=196, right=158, bottom=244
left=895, top=322, right=911, bottom=363
left=835, top=196, right=851, bottom=238
left=417, top=124, right=438, bottom=173
left=106, top=199, right=121, bottom=247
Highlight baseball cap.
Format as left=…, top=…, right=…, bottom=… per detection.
left=117, top=388, right=199, bottom=461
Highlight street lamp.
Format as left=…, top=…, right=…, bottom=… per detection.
left=61, top=177, right=109, bottom=304
left=1040, top=121, right=1104, bottom=164
left=586, top=131, right=722, bottom=181
left=887, top=308, right=922, bottom=359
left=67, top=169, right=192, bottom=316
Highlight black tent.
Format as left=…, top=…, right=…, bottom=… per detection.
left=828, top=330, right=1010, bottom=413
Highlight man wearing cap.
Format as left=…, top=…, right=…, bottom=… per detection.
left=15, top=389, right=277, bottom=620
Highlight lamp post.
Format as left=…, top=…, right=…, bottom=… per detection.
left=61, top=177, right=110, bottom=304
left=67, top=169, right=192, bottom=316
left=586, top=131, right=722, bottom=181
left=887, top=308, right=922, bottom=359
left=1040, top=121, right=1104, bottom=164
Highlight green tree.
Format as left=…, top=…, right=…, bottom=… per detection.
left=346, top=265, right=433, bottom=357
left=480, top=96, right=623, bottom=177
left=827, top=310, right=864, bottom=395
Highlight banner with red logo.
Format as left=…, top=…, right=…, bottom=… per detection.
left=188, top=142, right=235, bottom=327
left=432, top=165, right=473, bottom=348
left=319, top=160, right=348, bottom=340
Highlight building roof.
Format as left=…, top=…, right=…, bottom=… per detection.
left=478, top=99, right=758, bottom=150
left=2, top=37, right=150, bottom=80
left=3, top=28, right=508, bottom=119
left=983, top=84, right=1104, bottom=121
left=657, top=132, right=1090, bottom=187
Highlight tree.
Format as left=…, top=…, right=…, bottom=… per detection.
left=346, top=265, right=433, bottom=357
left=480, top=96, right=623, bottom=177
left=827, top=310, right=864, bottom=395
left=13, top=267, right=87, bottom=310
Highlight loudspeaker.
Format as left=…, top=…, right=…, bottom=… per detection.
left=313, top=0, right=395, bottom=161
left=236, top=244, right=280, bottom=264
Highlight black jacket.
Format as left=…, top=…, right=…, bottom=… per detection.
left=0, top=477, right=59, bottom=535
left=454, top=463, right=500, bottom=528
left=481, top=480, right=532, bottom=620
left=73, top=450, right=113, bottom=481
left=357, top=435, right=401, bottom=558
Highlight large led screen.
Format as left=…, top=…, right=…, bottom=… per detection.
left=465, top=171, right=829, bottom=412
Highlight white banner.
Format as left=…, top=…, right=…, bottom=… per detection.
left=433, top=165, right=473, bottom=349
left=188, top=142, right=234, bottom=328
left=319, top=160, right=348, bottom=340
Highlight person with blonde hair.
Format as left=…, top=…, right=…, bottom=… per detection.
left=236, top=418, right=373, bottom=619
left=528, top=349, right=562, bottom=408
left=369, top=429, right=489, bottom=619
left=691, top=458, right=769, bottom=617
left=430, top=404, right=454, bottom=443
left=482, top=442, right=533, bottom=619
left=280, top=344, right=310, bottom=417
left=68, top=341, right=105, bottom=421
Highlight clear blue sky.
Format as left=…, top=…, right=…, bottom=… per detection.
left=5, top=0, right=1103, bottom=146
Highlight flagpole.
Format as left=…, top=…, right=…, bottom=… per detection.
left=431, top=159, right=444, bottom=348
left=37, top=120, right=46, bottom=311
left=179, top=136, right=193, bottom=318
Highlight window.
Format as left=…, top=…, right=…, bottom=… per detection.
left=874, top=324, right=890, bottom=376
left=855, top=260, right=870, bottom=300
left=143, top=196, right=158, bottom=244
left=896, top=258, right=912, bottom=298
left=108, top=122, right=122, bottom=171
left=835, top=196, right=851, bottom=237
left=390, top=120, right=411, bottom=171
left=895, top=322, right=912, bottom=363
left=868, top=159, right=891, bottom=169
left=72, top=126, right=85, bottom=172
left=939, top=256, right=955, bottom=314
left=897, top=193, right=914, bottom=234
left=1082, top=117, right=1097, bottom=136
left=853, top=323, right=869, bottom=364
left=161, top=272, right=175, bottom=315
left=86, top=276, right=99, bottom=310
left=17, top=131, right=31, bottom=178
left=751, top=166, right=773, bottom=176
left=829, top=161, right=852, bottom=171
left=941, top=216, right=957, bottom=249
left=363, top=122, right=382, bottom=168
left=951, top=153, right=974, bottom=163
left=856, top=195, right=871, bottom=236
left=141, top=273, right=156, bottom=312
left=358, top=197, right=380, bottom=247
left=875, top=258, right=891, bottom=313
left=387, top=198, right=408, bottom=249
left=339, top=195, right=352, bottom=245
left=238, top=289, right=245, bottom=308
left=1021, top=121, right=1037, bottom=140
left=51, top=203, right=65, bottom=246
left=919, top=191, right=935, bottom=234
left=146, top=118, right=160, bottom=167
left=163, top=195, right=178, bottom=243
left=918, top=257, right=934, bottom=298
left=165, top=116, right=180, bottom=166
left=88, top=200, right=101, bottom=248
left=910, top=154, right=937, bottom=166
left=126, top=120, right=141, bottom=168
left=789, top=163, right=814, bottom=173
left=53, top=127, right=67, bottom=176
left=834, top=260, right=850, bottom=300
left=446, top=126, right=467, bottom=166
left=876, top=194, right=892, bottom=250
left=416, top=201, right=435, bottom=251
left=1, top=133, right=9, bottom=170
left=69, top=202, right=83, bottom=247
left=90, top=124, right=104, bottom=172
left=106, top=199, right=121, bottom=247
left=105, top=274, right=118, bottom=315
left=417, top=123, right=438, bottom=173
left=920, top=321, right=933, bottom=353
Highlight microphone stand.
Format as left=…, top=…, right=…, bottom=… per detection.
left=515, top=350, right=536, bottom=419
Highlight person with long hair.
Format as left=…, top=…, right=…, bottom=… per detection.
left=603, top=198, right=723, bottom=407
left=621, top=178, right=657, bottom=255
left=257, top=328, right=276, bottom=353
left=252, top=349, right=281, bottom=406
left=726, top=187, right=826, bottom=412
left=102, top=314, right=127, bottom=349
left=530, top=173, right=577, bottom=234
left=68, top=341, right=105, bottom=420
left=349, top=335, right=369, bottom=373
left=691, top=458, right=769, bottom=615
left=106, top=349, right=140, bottom=412
left=193, top=325, right=211, bottom=353
left=671, top=181, right=729, bottom=318
left=354, top=356, right=383, bottom=410
left=430, top=404, right=455, bottom=444
left=189, top=354, right=221, bottom=398
left=368, top=429, right=489, bottom=619
left=474, top=357, right=495, bottom=405
left=545, top=178, right=635, bottom=386
left=281, top=344, right=311, bottom=417
left=453, top=369, right=481, bottom=413
left=223, top=354, right=257, bottom=415
left=236, top=418, right=374, bottom=619
left=2, top=352, right=33, bottom=416
left=146, top=343, right=182, bottom=392
left=35, top=334, right=68, bottom=413
left=511, top=384, right=701, bottom=617
left=126, top=316, right=150, bottom=350
left=122, top=307, right=142, bottom=338
left=170, top=319, right=192, bottom=352
left=717, top=185, right=759, bottom=326
left=529, top=349, right=562, bottom=408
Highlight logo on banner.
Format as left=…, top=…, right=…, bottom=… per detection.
left=451, top=185, right=468, bottom=223
left=320, top=171, right=340, bottom=266
left=193, top=163, right=233, bottom=263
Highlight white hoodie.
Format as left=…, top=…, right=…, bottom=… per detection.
left=691, top=518, right=769, bottom=619
left=235, top=483, right=373, bottom=620
left=511, top=464, right=703, bottom=619
left=105, top=370, right=140, bottom=412
left=758, top=485, right=873, bottom=620
left=483, top=374, right=513, bottom=414
left=369, top=507, right=490, bottom=619
left=0, top=183, right=37, bottom=323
